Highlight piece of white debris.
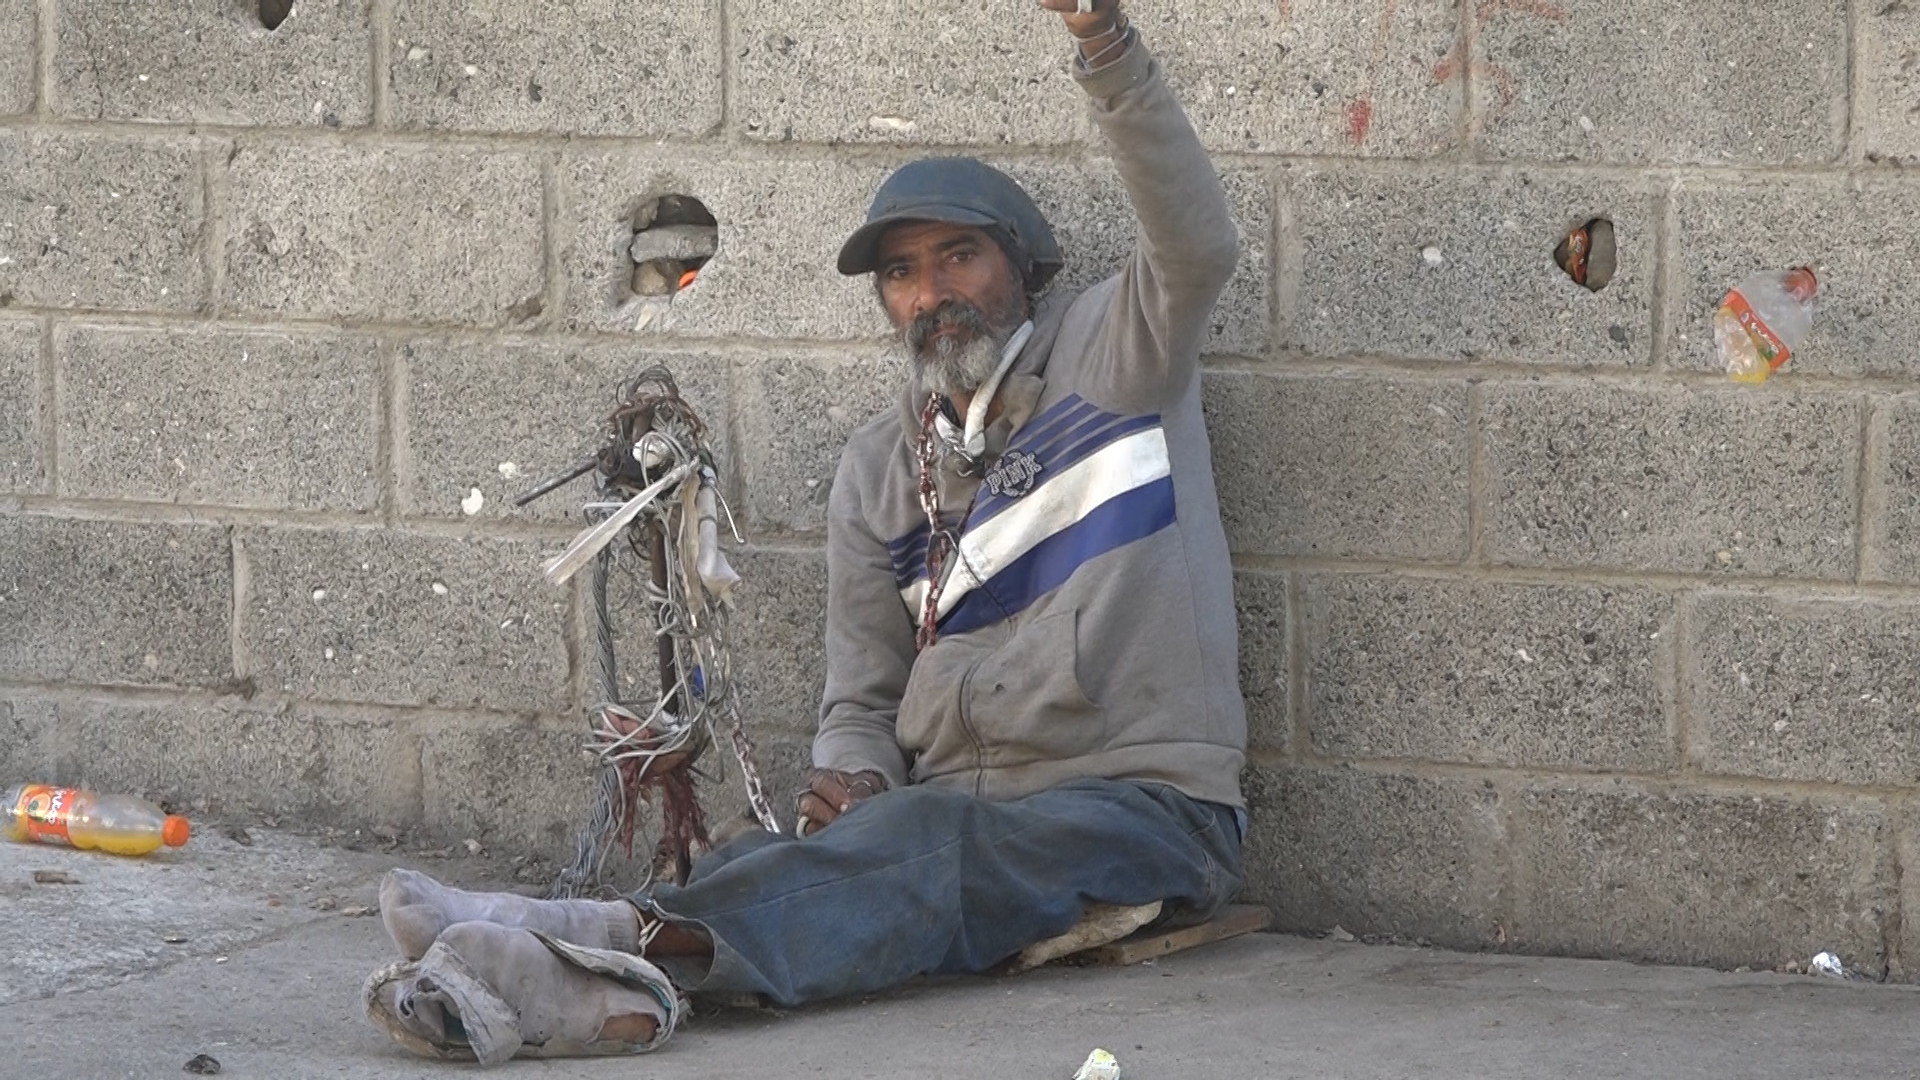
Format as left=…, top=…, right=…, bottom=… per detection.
left=497, top=462, right=520, bottom=479
left=1074, top=1049, right=1120, bottom=1080
left=432, top=582, right=449, bottom=596
left=465, top=838, right=484, bottom=855
left=1421, top=245, right=1444, bottom=268
left=1075, top=1045, right=1121, bottom=1076
left=324, top=647, right=335, bottom=660
left=868, top=115, right=917, bottom=133
left=311, top=588, right=327, bottom=602
left=461, top=487, right=485, bottom=516
left=1810, top=951, right=1852, bottom=979
left=464, top=64, right=478, bottom=76
left=1578, top=115, right=1595, bottom=132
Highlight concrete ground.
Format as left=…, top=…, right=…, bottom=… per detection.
left=6, top=826, right=1920, bottom=1080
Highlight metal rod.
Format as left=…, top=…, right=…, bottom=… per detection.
left=512, top=456, right=598, bottom=507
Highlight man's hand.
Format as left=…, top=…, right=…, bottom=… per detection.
left=1038, top=0, right=1125, bottom=50
left=795, top=768, right=889, bottom=836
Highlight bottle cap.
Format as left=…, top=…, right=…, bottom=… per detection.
left=1786, top=266, right=1819, bottom=301
left=162, top=815, right=191, bottom=847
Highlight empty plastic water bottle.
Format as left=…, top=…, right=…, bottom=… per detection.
left=3, top=784, right=191, bottom=856
left=1714, top=267, right=1818, bottom=383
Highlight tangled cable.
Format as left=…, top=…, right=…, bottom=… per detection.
left=518, top=366, right=780, bottom=899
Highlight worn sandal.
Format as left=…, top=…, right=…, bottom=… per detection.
left=364, top=922, right=683, bottom=1067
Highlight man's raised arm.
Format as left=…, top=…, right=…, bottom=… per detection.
left=1044, top=0, right=1239, bottom=410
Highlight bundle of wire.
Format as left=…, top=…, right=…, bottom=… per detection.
left=524, top=367, right=780, bottom=899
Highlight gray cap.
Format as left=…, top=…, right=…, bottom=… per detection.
left=836, top=157, right=1063, bottom=292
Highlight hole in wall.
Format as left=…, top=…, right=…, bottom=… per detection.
left=630, top=195, right=718, bottom=298
left=1554, top=217, right=1616, bottom=292
left=258, top=0, right=293, bottom=30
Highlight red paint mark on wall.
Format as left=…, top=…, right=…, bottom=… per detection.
left=1346, top=98, right=1375, bottom=144
left=1432, top=0, right=1568, bottom=116
left=1347, top=0, right=1399, bottom=145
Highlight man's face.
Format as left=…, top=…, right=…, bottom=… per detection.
left=874, top=222, right=1029, bottom=400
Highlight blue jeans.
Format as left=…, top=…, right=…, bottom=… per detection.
left=635, top=778, right=1243, bottom=1008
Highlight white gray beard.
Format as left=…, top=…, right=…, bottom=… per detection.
left=907, top=330, right=1004, bottom=402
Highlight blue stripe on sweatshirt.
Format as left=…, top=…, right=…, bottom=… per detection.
left=940, top=475, right=1177, bottom=637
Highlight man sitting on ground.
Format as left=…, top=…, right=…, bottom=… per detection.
left=365, top=0, right=1248, bottom=1063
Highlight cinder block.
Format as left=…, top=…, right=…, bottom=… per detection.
left=1233, top=570, right=1289, bottom=755
left=1900, top=805, right=1920, bottom=980
left=399, top=340, right=730, bottom=524
left=733, top=355, right=899, bottom=535
left=558, top=152, right=1269, bottom=355
left=1689, top=594, right=1920, bottom=787
left=734, top=1, right=1460, bottom=155
left=0, top=697, right=57, bottom=788
left=629, top=225, right=719, bottom=266
left=51, top=0, right=372, bottom=127
left=58, top=325, right=379, bottom=512
left=1868, top=397, right=1920, bottom=583
left=560, top=150, right=892, bottom=340
left=241, top=527, right=571, bottom=711
left=1287, top=167, right=1656, bottom=365
left=390, top=0, right=720, bottom=137
left=732, top=0, right=1079, bottom=146
left=0, top=0, right=30, bottom=116
left=0, top=133, right=205, bottom=313
left=1483, top=383, right=1858, bottom=578
left=40, top=699, right=419, bottom=827
left=1147, top=0, right=1459, bottom=156
left=1241, top=764, right=1508, bottom=948
left=600, top=545, right=827, bottom=736
left=0, top=515, right=233, bottom=687
left=224, top=144, right=543, bottom=327
left=1471, top=0, right=1845, bottom=164
left=1672, top=178, right=1920, bottom=378
left=0, top=318, right=41, bottom=493
left=1305, top=575, right=1674, bottom=771
left=420, top=719, right=593, bottom=855
left=1511, top=783, right=1890, bottom=975
left=1203, top=372, right=1469, bottom=561
left=728, top=547, right=829, bottom=734
left=1854, top=1, right=1920, bottom=163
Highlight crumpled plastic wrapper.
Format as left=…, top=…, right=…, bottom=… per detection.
left=1809, top=951, right=1858, bottom=980
left=1073, top=1048, right=1120, bottom=1080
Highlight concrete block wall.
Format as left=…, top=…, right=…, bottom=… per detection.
left=1, top=0, right=1916, bottom=977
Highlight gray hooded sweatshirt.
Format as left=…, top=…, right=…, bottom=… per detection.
left=813, top=37, right=1247, bottom=810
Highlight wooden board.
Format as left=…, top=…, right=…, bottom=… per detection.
left=1080, top=904, right=1273, bottom=967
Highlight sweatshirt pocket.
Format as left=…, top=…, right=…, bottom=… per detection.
left=964, top=608, right=1105, bottom=767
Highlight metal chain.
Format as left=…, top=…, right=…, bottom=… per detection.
left=730, top=714, right=781, bottom=834
left=914, top=397, right=948, bottom=653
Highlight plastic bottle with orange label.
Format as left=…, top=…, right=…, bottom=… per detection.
left=2, top=784, right=191, bottom=856
left=1714, top=267, right=1819, bottom=384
